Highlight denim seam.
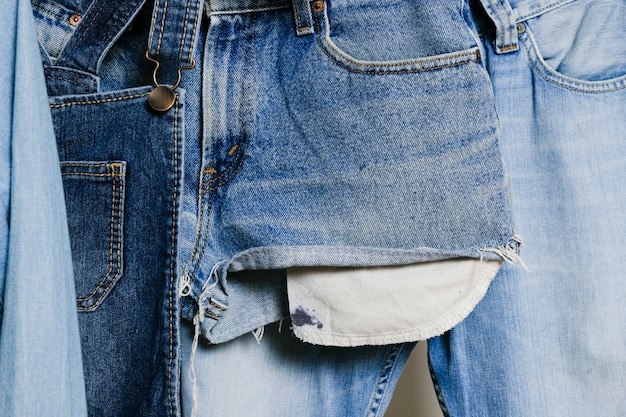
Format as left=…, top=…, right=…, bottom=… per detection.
left=49, top=92, right=150, bottom=108
left=520, top=31, right=626, bottom=93
left=157, top=0, right=168, bottom=55
left=211, top=5, right=291, bottom=15
left=148, top=0, right=160, bottom=54
left=314, top=14, right=481, bottom=75
left=167, top=97, right=181, bottom=417
left=178, top=0, right=193, bottom=61
left=293, top=0, right=312, bottom=33
left=188, top=0, right=202, bottom=62
left=515, top=0, right=575, bottom=22
left=207, top=153, right=244, bottom=190
left=61, top=172, right=118, bottom=177
left=60, top=162, right=121, bottom=167
left=209, top=300, right=227, bottom=311
left=61, top=0, right=104, bottom=63
left=366, top=344, right=404, bottom=417
left=31, top=3, right=68, bottom=22
left=190, top=14, right=254, bottom=280
left=427, top=349, right=452, bottom=417
left=46, top=75, right=92, bottom=90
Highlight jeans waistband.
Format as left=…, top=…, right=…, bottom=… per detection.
left=208, top=0, right=291, bottom=13
left=207, top=0, right=314, bottom=36
left=478, top=0, right=575, bottom=54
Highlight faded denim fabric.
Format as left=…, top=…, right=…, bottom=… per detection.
left=180, top=321, right=415, bottom=417
left=177, top=0, right=520, bottom=345
left=429, top=0, right=626, bottom=415
left=32, top=0, right=519, bottom=415
left=0, top=0, right=87, bottom=415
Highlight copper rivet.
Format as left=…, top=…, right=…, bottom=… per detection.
left=148, top=86, right=176, bottom=112
left=311, top=0, right=324, bottom=13
left=69, top=14, right=82, bottom=26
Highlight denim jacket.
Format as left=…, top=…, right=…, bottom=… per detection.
left=0, top=0, right=86, bottom=414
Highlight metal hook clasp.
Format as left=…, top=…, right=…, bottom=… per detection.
left=145, top=50, right=196, bottom=112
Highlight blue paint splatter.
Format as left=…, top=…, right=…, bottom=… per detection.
left=291, top=306, right=323, bottom=329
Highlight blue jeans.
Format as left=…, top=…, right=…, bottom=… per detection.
left=33, top=0, right=517, bottom=415
left=181, top=321, right=414, bottom=417
left=429, top=0, right=626, bottom=415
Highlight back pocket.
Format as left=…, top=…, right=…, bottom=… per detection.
left=60, top=161, right=126, bottom=312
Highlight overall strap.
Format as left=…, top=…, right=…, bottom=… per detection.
left=145, top=0, right=204, bottom=111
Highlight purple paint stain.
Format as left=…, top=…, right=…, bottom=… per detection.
left=291, top=306, right=323, bottom=329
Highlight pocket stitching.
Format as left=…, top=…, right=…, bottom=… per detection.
left=61, top=162, right=125, bottom=311
left=313, top=8, right=481, bottom=75
left=521, top=28, right=626, bottom=93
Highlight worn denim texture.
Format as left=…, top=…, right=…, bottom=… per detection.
left=181, top=321, right=415, bottom=417
left=32, top=0, right=518, bottom=415
left=429, top=0, right=626, bottom=415
left=0, top=0, right=87, bottom=414
left=178, top=0, right=519, bottom=344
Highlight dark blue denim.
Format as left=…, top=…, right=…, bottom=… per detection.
left=40, top=1, right=183, bottom=415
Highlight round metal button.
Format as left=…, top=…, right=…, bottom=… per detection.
left=148, top=86, right=176, bottom=112
left=69, top=14, right=82, bottom=26
left=311, top=0, right=324, bottom=13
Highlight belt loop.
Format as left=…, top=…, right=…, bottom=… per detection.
left=293, top=0, right=314, bottom=36
left=478, top=0, right=519, bottom=54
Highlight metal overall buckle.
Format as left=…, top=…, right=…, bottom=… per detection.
left=145, top=51, right=196, bottom=112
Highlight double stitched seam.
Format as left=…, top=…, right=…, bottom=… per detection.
left=45, top=75, right=92, bottom=90
left=516, top=0, right=573, bottom=21
left=159, top=0, right=169, bottom=55
left=427, top=353, right=452, bottom=417
left=209, top=300, right=226, bottom=311
left=60, top=3, right=104, bottom=62
left=498, top=44, right=519, bottom=52
left=366, top=344, right=404, bottom=416
left=520, top=33, right=626, bottom=93
left=148, top=0, right=160, bottom=51
left=167, top=97, right=181, bottom=416
left=61, top=166, right=123, bottom=309
left=178, top=0, right=193, bottom=61
left=295, top=0, right=312, bottom=32
left=494, top=0, right=516, bottom=48
left=60, top=162, right=119, bottom=167
left=188, top=20, right=222, bottom=265
left=212, top=5, right=291, bottom=15
left=178, top=0, right=202, bottom=62
left=31, top=4, right=67, bottom=21
left=314, top=18, right=480, bottom=74
left=50, top=92, right=149, bottom=108
left=190, top=13, right=255, bottom=278
left=206, top=148, right=244, bottom=190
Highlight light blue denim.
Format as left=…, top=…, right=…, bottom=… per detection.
left=0, top=0, right=87, bottom=415
left=178, top=0, right=519, bottom=345
left=181, top=321, right=414, bottom=417
left=429, top=0, right=626, bottom=415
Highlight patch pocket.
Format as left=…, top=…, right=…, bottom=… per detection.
left=520, top=0, right=626, bottom=93
left=60, top=161, right=126, bottom=312
left=312, top=0, right=481, bottom=74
